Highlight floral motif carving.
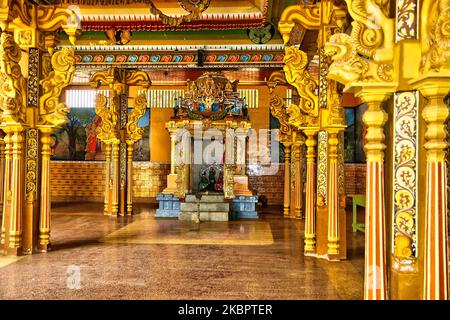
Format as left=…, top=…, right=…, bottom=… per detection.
left=392, top=91, right=419, bottom=258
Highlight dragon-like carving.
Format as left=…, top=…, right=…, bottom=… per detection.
left=95, top=93, right=119, bottom=142
left=126, top=93, right=147, bottom=142
left=324, top=0, right=395, bottom=88
left=283, top=46, right=319, bottom=121
left=420, top=0, right=450, bottom=73
left=345, top=0, right=394, bottom=62
left=269, top=94, right=292, bottom=138
left=39, top=47, right=75, bottom=127
left=325, top=32, right=394, bottom=87
left=0, top=32, right=26, bottom=124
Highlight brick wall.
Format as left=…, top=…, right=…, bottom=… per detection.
left=50, top=162, right=363, bottom=205
left=50, top=161, right=170, bottom=201
left=247, top=164, right=285, bottom=206
left=50, top=161, right=285, bottom=204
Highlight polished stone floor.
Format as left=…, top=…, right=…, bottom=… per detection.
left=0, top=202, right=365, bottom=300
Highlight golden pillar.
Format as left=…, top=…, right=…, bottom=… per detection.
left=1, top=132, right=11, bottom=247
left=163, top=126, right=180, bottom=194
left=104, top=142, right=112, bottom=215
left=304, top=129, right=317, bottom=255
left=126, top=142, right=134, bottom=214
left=357, top=90, right=391, bottom=300
left=327, top=129, right=340, bottom=260
left=283, top=142, right=292, bottom=217
left=293, top=136, right=303, bottom=219
left=0, top=134, right=4, bottom=214
left=37, top=126, right=52, bottom=252
left=411, top=77, right=450, bottom=300
left=111, top=139, right=120, bottom=215
left=5, top=126, right=25, bottom=254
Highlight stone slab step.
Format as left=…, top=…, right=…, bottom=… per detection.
left=200, top=194, right=225, bottom=202
left=199, top=211, right=228, bottom=221
left=185, top=194, right=200, bottom=203
left=181, top=202, right=229, bottom=212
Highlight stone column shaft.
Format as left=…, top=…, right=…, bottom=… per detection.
left=38, top=128, right=52, bottom=252
left=293, top=142, right=303, bottom=219
left=327, top=130, right=340, bottom=260
left=1, top=132, right=11, bottom=246
left=359, top=93, right=390, bottom=300
left=126, top=142, right=133, bottom=214
left=111, top=141, right=120, bottom=215
left=104, top=143, right=112, bottom=215
left=304, top=130, right=317, bottom=255
left=420, top=85, right=449, bottom=300
left=283, top=142, right=292, bottom=217
left=7, top=129, right=25, bottom=253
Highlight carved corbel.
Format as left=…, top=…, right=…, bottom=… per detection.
left=345, top=0, right=394, bottom=63
left=126, top=93, right=147, bottom=143
left=419, top=0, right=450, bottom=73
left=278, top=3, right=321, bottom=43
left=95, top=93, right=119, bottom=142
left=0, top=0, right=32, bottom=31
left=37, top=6, right=81, bottom=45
left=283, top=46, right=320, bottom=126
left=38, top=47, right=75, bottom=127
left=125, top=70, right=152, bottom=89
left=0, top=32, right=27, bottom=124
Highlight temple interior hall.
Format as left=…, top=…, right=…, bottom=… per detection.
left=0, top=0, right=449, bottom=300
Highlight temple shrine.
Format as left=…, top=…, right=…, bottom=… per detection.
left=0, top=0, right=449, bottom=301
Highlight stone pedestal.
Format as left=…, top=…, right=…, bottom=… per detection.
left=232, top=195, right=258, bottom=219
left=179, top=193, right=229, bottom=221
left=155, top=193, right=180, bottom=217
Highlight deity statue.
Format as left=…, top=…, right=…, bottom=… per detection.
left=198, top=170, right=210, bottom=192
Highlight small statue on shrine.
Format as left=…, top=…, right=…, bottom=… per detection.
left=214, top=171, right=224, bottom=191
left=198, top=171, right=210, bottom=192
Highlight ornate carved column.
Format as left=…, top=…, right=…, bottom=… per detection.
left=304, top=129, right=318, bottom=255
left=126, top=142, right=133, bottom=214
left=411, top=77, right=450, bottom=300
left=0, top=132, right=10, bottom=246
left=111, top=139, right=120, bottom=215
left=37, top=126, right=52, bottom=252
left=234, top=123, right=252, bottom=196
left=357, top=90, right=391, bottom=300
left=104, top=142, right=112, bottom=214
left=327, top=129, right=340, bottom=260
left=6, top=127, right=25, bottom=254
left=293, top=134, right=304, bottom=219
left=0, top=134, right=4, bottom=215
left=125, top=93, right=147, bottom=214
left=163, top=125, right=180, bottom=194
left=283, top=141, right=292, bottom=217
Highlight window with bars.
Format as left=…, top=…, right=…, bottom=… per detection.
left=137, top=89, right=260, bottom=109
left=138, top=89, right=185, bottom=109
left=65, top=89, right=109, bottom=109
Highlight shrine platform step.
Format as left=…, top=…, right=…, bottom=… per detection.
left=179, top=193, right=229, bottom=222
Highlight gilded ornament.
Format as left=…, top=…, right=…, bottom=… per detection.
left=0, top=32, right=27, bottom=124
left=126, top=93, right=147, bottom=142
left=283, top=46, right=319, bottom=120
left=39, top=47, right=75, bottom=127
